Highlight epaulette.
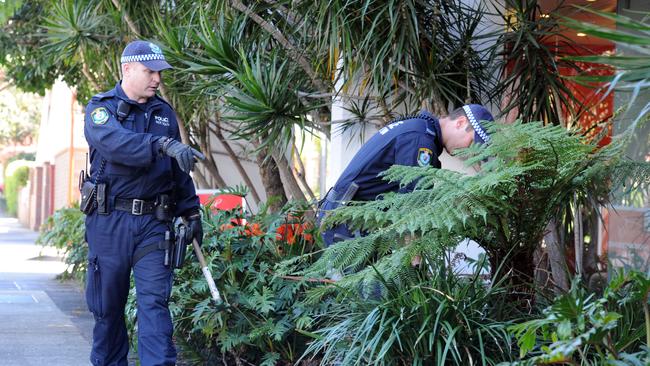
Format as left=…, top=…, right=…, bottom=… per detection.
left=90, top=89, right=116, bottom=102
left=415, top=113, right=438, bottom=138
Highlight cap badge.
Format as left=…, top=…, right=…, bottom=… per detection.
left=149, top=43, right=162, bottom=54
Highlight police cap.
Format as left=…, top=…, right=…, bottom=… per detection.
left=462, top=104, right=493, bottom=144
left=120, top=40, right=172, bottom=72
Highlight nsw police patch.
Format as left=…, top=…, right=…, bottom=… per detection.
left=91, top=107, right=109, bottom=125
left=417, top=147, right=433, bottom=167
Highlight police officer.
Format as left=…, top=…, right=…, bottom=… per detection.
left=317, top=104, right=493, bottom=246
left=83, top=40, right=205, bottom=365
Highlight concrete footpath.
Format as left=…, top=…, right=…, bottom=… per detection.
left=0, top=216, right=93, bottom=366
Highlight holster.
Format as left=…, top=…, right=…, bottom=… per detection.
left=79, top=156, right=106, bottom=216
left=172, top=223, right=189, bottom=269
left=132, top=220, right=190, bottom=269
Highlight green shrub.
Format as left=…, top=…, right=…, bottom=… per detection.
left=36, top=205, right=87, bottom=281
left=302, top=254, right=516, bottom=365
left=4, top=163, right=30, bottom=216
left=504, top=269, right=650, bottom=365
left=5, top=152, right=35, bottom=166
left=125, top=200, right=327, bottom=365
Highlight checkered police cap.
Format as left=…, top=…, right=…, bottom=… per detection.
left=120, top=40, right=172, bottom=71
left=462, top=104, right=493, bottom=144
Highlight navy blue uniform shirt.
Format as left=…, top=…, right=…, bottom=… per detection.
left=84, top=82, right=199, bottom=216
left=332, top=111, right=443, bottom=201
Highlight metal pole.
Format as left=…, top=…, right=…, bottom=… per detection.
left=191, top=239, right=223, bottom=305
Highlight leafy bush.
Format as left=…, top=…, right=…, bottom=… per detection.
left=123, top=201, right=328, bottom=365
left=4, top=163, right=30, bottom=216
left=301, top=253, right=516, bottom=365
left=504, top=269, right=650, bottom=365
left=5, top=151, right=35, bottom=165
left=37, top=205, right=87, bottom=280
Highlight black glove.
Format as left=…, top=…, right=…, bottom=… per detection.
left=185, top=212, right=203, bottom=247
left=158, top=137, right=205, bottom=174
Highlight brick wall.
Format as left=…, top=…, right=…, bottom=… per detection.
left=53, top=148, right=88, bottom=211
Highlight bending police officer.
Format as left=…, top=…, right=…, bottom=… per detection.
left=317, top=104, right=493, bottom=247
left=83, top=40, right=204, bottom=366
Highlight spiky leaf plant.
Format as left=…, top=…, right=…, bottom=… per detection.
left=307, top=121, right=650, bottom=302
left=487, top=0, right=588, bottom=126
left=301, top=254, right=516, bottom=366
left=301, top=0, right=493, bottom=114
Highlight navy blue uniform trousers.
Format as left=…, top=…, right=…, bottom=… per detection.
left=86, top=211, right=175, bottom=366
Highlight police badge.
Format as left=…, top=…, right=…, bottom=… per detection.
left=149, top=43, right=162, bottom=54
left=91, top=107, right=109, bottom=125
left=417, top=147, right=433, bottom=167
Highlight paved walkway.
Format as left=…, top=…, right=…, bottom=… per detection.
left=0, top=216, right=92, bottom=365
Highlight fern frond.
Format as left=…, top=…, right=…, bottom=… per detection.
left=309, top=121, right=648, bottom=292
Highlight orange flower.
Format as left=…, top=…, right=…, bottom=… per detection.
left=244, top=223, right=265, bottom=237
left=275, top=225, right=285, bottom=241
left=220, top=223, right=235, bottom=231
left=275, top=222, right=313, bottom=245
left=275, top=224, right=296, bottom=244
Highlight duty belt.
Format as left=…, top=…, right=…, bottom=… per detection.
left=114, top=197, right=156, bottom=215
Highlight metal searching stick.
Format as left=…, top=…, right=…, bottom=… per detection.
left=191, top=239, right=228, bottom=311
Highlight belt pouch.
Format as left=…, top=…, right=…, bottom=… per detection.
left=96, top=183, right=107, bottom=215
left=79, top=180, right=97, bottom=215
left=155, top=194, right=173, bottom=221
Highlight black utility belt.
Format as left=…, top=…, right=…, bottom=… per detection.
left=113, top=194, right=175, bottom=220
left=114, top=197, right=157, bottom=215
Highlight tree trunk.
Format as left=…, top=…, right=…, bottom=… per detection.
left=489, top=247, right=536, bottom=310
left=545, top=218, right=570, bottom=294
left=229, top=0, right=328, bottom=94
left=256, top=150, right=287, bottom=212
left=292, top=140, right=316, bottom=202
left=271, top=150, right=307, bottom=202
left=533, top=244, right=550, bottom=290
left=192, top=168, right=209, bottom=189
left=110, top=0, right=140, bottom=37
left=573, top=195, right=584, bottom=277
left=197, top=120, right=227, bottom=188
left=79, top=52, right=101, bottom=92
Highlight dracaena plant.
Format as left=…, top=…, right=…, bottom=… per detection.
left=301, top=254, right=517, bottom=366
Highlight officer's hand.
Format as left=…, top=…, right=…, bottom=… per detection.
left=185, top=212, right=203, bottom=247
left=159, top=137, right=206, bottom=174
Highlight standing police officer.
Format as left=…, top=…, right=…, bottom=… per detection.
left=317, top=104, right=493, bottom=247
left=83, top=40, right=205, bottom=365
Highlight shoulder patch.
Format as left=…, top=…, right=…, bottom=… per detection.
left=91, top=107, right=110, bottom=125
left=417, top=147, right=433, bottom=167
